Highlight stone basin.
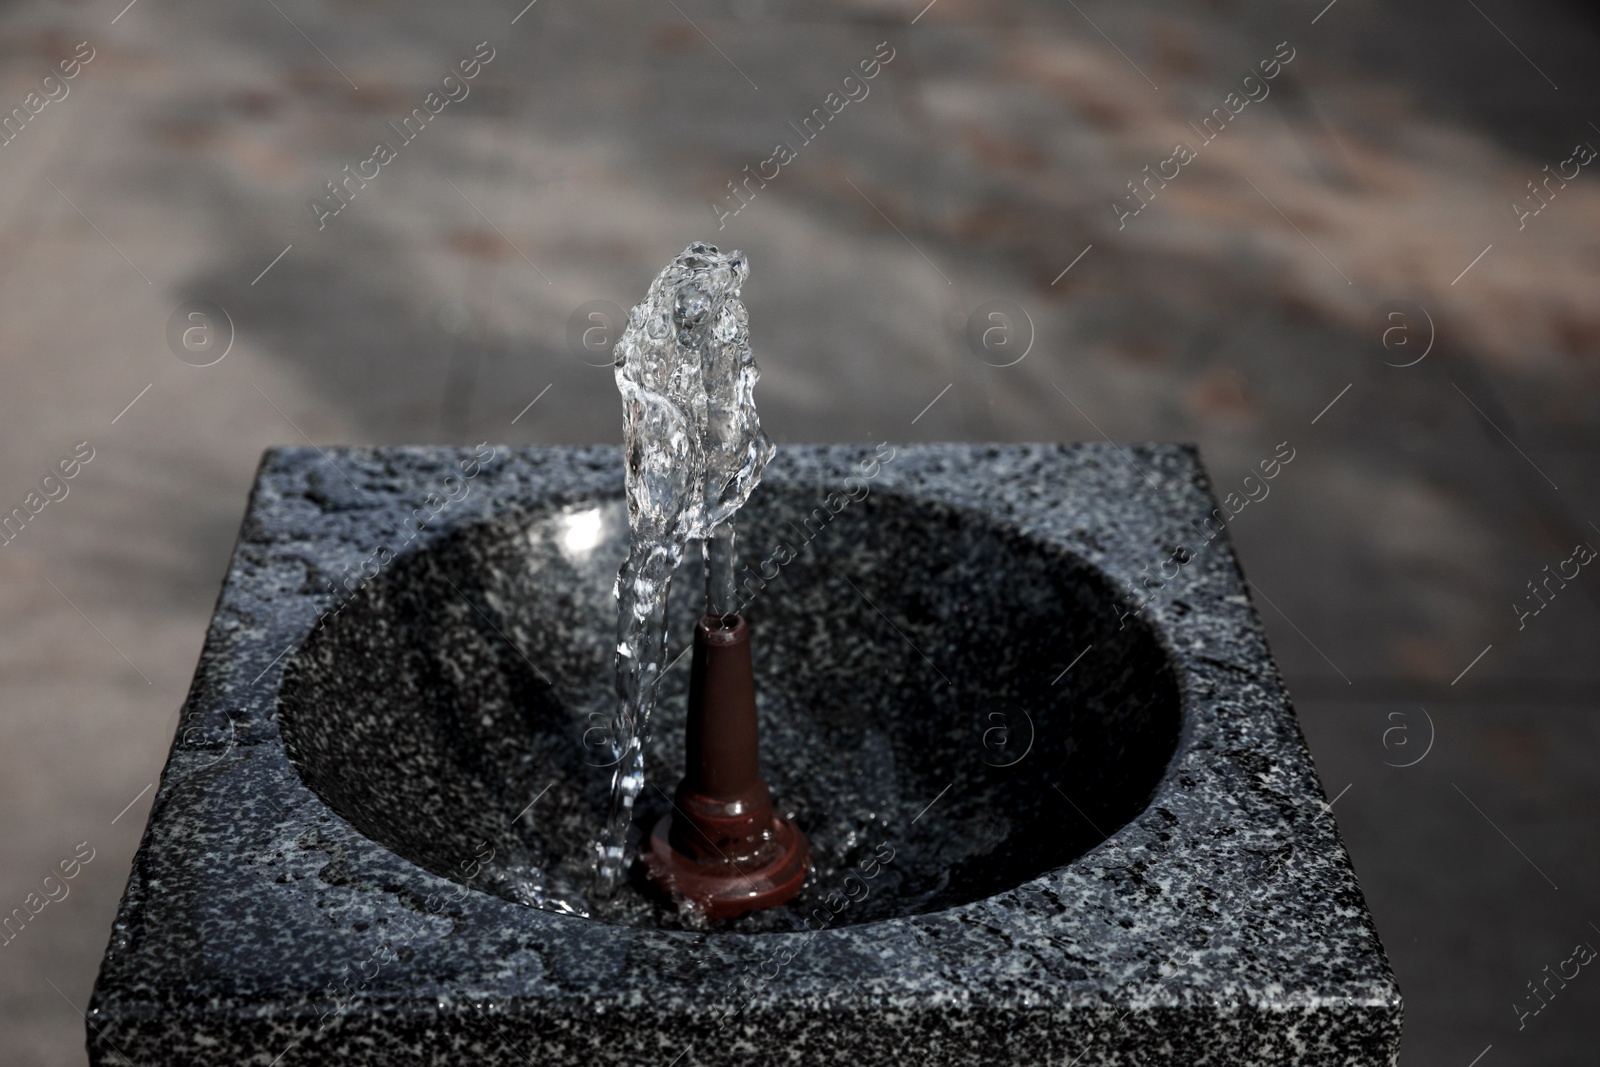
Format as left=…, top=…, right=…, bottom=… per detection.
left=88, top=444, right=1401, bottom=1066
left=279, top=484, right=1181, bottom=930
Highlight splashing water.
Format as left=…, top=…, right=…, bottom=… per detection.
left=595, top=241, right=775, bottom=895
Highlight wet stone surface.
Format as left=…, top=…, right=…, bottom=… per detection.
left=89, top=444, right=1401, bottom=1066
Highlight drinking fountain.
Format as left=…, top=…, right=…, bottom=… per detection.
left=86, top=244, right=1401, bottom=1066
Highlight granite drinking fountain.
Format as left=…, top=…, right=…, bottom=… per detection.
left=89, top=245, right=1401, bottom=1065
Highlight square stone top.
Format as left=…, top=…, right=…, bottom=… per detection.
left=89, top=444, right=1400, bottom=1066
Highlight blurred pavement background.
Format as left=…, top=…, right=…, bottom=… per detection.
left=0, top=0, right=1597, bottom=1062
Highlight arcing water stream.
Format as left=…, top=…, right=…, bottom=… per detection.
left=596, top=242, right=774, bottom=895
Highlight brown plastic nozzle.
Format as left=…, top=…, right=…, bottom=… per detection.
left=645, top=614, right=809, bottom=918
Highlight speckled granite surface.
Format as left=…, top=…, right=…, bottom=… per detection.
left=88, top=444, right=1401, bottom=1066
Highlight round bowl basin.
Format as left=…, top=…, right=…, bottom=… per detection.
left=279, top=485, right=1181, bottom=931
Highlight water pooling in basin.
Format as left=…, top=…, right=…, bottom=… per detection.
left=600, top=242, right=774, bottom=895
